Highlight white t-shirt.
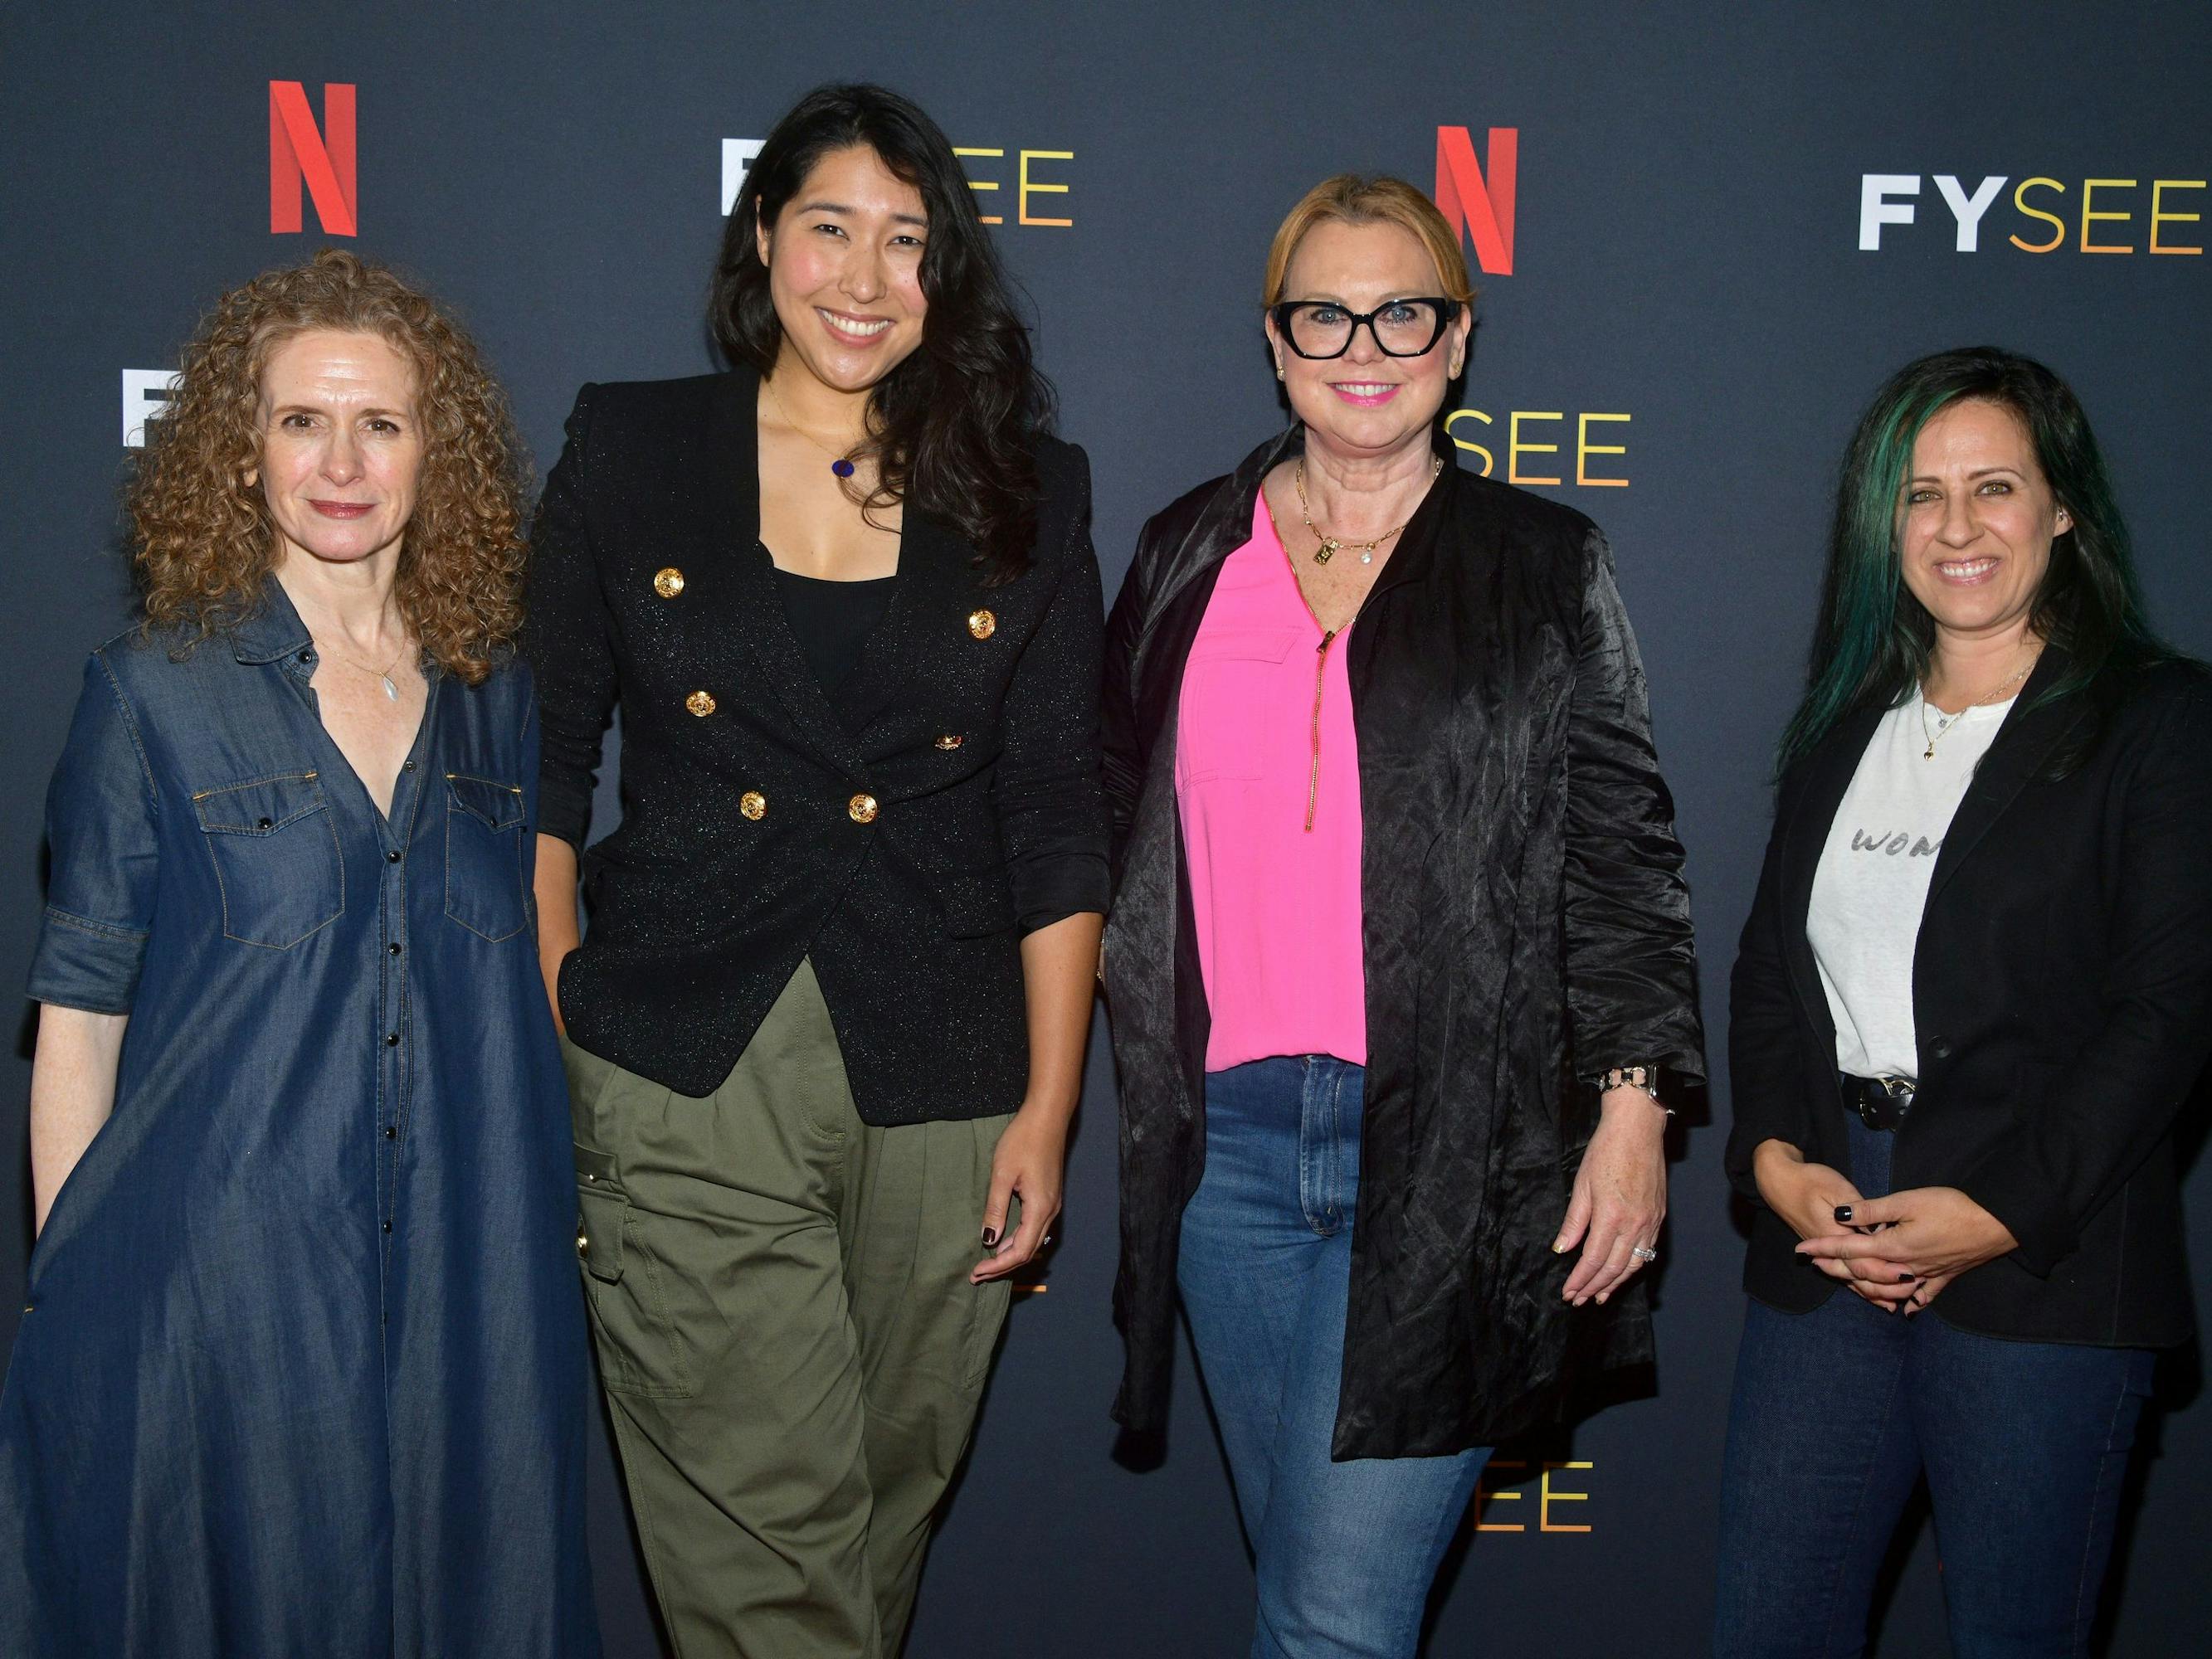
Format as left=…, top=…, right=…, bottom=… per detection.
left=1807, top=693, right=2015, bottom=1078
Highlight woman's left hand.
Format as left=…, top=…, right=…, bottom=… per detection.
left=1557, top=1087, right=1669, bottom=1306
left=1793, top=1186, right=2017, bottom=1302
left=971, top=1104, right=1069, bottom=1284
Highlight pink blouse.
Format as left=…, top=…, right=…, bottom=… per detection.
left=1176, top=495, right=1367, bottom=1070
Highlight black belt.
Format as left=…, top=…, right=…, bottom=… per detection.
left=1839, top=1072, right=1916, bottom=1132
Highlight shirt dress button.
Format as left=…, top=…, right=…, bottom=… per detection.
left=387, top=850, right=402, bottom=864
left=387, top=942, right=402, bottom=956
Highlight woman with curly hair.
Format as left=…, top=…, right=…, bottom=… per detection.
left=0, top=250, right=599, bottom=1657
left=525, top=82, right=1105, bottom=1656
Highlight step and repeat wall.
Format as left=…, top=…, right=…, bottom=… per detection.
left=3, top=4, right=2208, bottom=1653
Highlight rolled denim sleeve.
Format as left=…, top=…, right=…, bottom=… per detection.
left=30, top=651, right=161, bottom=1013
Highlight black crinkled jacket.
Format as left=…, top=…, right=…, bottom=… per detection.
left=1101, top=429, right=1705, bottom=1459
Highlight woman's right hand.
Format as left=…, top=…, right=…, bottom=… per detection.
left=1752, top=1138, right=1917, bottom=1308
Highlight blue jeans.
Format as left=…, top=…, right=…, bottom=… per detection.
left=1178, top=1058, right=1485, bottom=1659
left=1713, top=1115, right=2156, bottom=1658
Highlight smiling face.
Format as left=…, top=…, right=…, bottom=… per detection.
left=256, top=328, right=423, bottom=571
left=756, top=144, right=929, bottom=395
left=1266, top=216, right=1469, bottom=462
left=1898, top=397, right=2071, bottom=650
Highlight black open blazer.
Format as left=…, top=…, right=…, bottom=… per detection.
left=1103, top=429, right=1704, bottom=1459
left=523, top=370, right=1108, bottom=1120
left=1725, top=650, right=2212, bottom=1345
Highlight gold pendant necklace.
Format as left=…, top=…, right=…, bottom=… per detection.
left=1294, top=455, right=1440, bottom=565
left=1918, top=649, right=2037, bottom=760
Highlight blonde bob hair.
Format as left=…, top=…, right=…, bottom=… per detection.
left=1261, top=173, right=1477, bottom=309
left=129, top=250, right=529, bottom=685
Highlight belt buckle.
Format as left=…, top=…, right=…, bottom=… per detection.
left=1865, top=1073, right=1916, bottom=1131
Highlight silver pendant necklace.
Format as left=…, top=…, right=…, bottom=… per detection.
left=326, top=645, right=408, bottom=700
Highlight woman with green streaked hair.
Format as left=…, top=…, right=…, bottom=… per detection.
left=1713, top=345, right=2212, bottom=1657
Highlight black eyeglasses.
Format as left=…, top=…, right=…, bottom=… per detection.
left=1269, top=297, right=1461, bottom=360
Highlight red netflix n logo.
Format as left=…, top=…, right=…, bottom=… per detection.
left=270, top=81, right=356, bottom=236
left=1434, top=126, right=1518, bottom=276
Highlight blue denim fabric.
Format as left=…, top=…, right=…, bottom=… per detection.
left=1713, top=1114, right=2155, bottom=1659
left=0, top=586, right=598, bottom=1657
left=1178, top=1057, right=1485, bottom=1659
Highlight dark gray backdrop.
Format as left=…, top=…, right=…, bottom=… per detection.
left=4, top=4, right=2208, bottom=1653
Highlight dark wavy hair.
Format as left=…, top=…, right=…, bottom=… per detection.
left=710, top=83, right=1053, bottom=583
left=1778, top=346, right=2171, bottom=774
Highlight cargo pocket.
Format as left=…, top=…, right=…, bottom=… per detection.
left=964, top=1273, right=1013, bottom=1392
left=192, top=772, right=344, bottom=949
left=445, top=773, right=529, bottom=942
left=574, top=1146, right=697, bottom=1400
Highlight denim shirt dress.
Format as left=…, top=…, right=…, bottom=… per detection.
left=0, top=585, right=599, bottom=1657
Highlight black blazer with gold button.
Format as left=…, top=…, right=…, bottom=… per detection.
left=523, top=369, right=1108, bottom=1119
left=1725, top=649, right=2212, bottom=1346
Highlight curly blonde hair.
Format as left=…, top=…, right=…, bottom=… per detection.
left=129, top=249, right=528, bottom=684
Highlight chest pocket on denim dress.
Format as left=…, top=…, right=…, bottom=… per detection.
left=192, top=771, right=344, bottom=949
left=445, top=773, right=529, bottom=942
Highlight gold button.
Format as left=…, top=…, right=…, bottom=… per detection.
left=848, top=792, right=879, bottom=824
left=653, top=567, right=685, bottom=599
left=933, top=733, right=965, bottom=751
left=576, top=1228, right=590, bottom=1258
left=967, top=608, right=996, bottom=640
left=685, top=690, right=716, bottom=718
left=740, top=791, right=767, bottom=820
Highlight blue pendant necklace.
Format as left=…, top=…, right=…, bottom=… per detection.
left=765, top=376, right=860, bottom=479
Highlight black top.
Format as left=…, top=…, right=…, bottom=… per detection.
left=771, top=564, right=894, bottom=725
left=1102, top=426, right=1704, bottom=1459
left=521, top=369, right=1109, bottom=1118
left=1725, top=651, right=2212, bottom=1348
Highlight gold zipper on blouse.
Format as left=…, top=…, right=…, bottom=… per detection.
left=1306, top=630, right=1336, bottom=832
left=1262, top=486, right=1344, bottom=834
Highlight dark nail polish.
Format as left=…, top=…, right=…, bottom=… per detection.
left=1898, top=1272, right=1917, bottom=1284
left=1834, top=1204, right=1854, bottom=1224
left=981, top=1228, right=999, bottom=1248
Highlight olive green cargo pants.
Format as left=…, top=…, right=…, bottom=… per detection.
left=565, top=961, right=1013, bottom=1658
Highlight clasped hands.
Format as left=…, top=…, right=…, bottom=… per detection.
left=1752, top=1138, right=2018, bottom=1312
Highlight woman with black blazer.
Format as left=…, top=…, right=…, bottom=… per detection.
left=1715, top=347, right=2212, bottom=1657
left=523, top=85, right=1106, bottom=1658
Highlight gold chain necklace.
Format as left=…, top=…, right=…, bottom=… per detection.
left=1294, top=456, right=1441, bottom=565
left=1918, top=649, right=2037, bottom=760
left=763, top=375, right=863, bottom=480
